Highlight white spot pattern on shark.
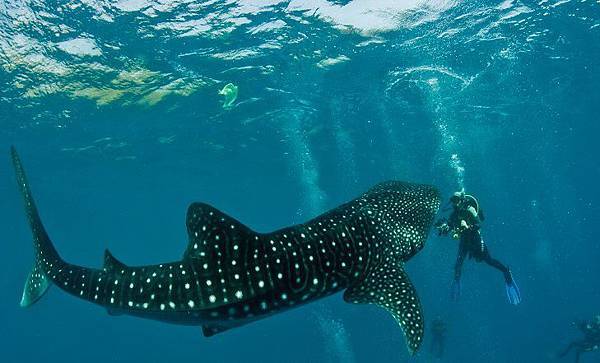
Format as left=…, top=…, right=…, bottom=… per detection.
left=11, top=147, right=440, bottom=354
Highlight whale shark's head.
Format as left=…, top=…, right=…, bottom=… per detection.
left=343, top=181, right=441, bottom=354
left=360, top=181, right=441, bottom=261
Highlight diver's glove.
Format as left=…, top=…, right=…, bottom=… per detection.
left=504, top=270, right=522, bottom=305
left=450, top=278, right=461, bottom=301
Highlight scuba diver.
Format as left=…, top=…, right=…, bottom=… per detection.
left=559, top=315, right=600, bottom=362
left=430, top=317, right=446, bottom=359
left=435, top=191, right=522, bottom=305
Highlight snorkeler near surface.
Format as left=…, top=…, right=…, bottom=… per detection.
left=559, top=316, right=600, bottom=363
left=435, top=191, right=522, bottom=305
left=430, top=317, right=446, bottom=359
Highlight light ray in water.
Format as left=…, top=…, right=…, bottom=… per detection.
left=428, top=79, right=466, bottom=191
left=449, top=153, right=465, bottom=192
left=282, top=112, right=352, bottom=358
left=315, top=311, right=357, bottom=363
left=283, top=110, right=327, bottom=219
left=530, top=199, right=553, bottom=272
left=330, top=98, right=359, bottom=190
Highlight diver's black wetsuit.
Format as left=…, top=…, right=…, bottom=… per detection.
left=437, top=194, right=521, bottom=304
left=446, top=207, right=512, bottom=283
left=430, top=318, right=446, bottom=359
left=559, top=319, right=600, bottom=363
left=438, top=200, right=513, bottom=284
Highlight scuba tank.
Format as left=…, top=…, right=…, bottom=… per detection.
left=463, top=194, right=484, bottom=221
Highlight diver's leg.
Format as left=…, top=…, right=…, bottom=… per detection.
left=454, top=248, right=466, bottom=280
left=481, top=252, right=510, bottom=281
left=430, top=336, right=437, bottom=357
left=480, top=246, right=522, bottom=304
left=451, top=242, right=467, bottom=300
left=431, top=336, right=441, bottom=358
left=574, top=349, right=581, bottom=363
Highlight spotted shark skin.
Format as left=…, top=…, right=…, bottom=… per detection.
left=12, top=147, right=441, bottom=354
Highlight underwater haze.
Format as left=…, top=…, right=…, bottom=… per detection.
left=1, top=0, right=599, bottom=362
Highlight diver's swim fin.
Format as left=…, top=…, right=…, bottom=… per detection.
left=505, top=271, right=522, bottom=305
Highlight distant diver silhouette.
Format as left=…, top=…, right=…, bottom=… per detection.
left=430, top=317, right=446, bottom=359
left=559, top=316, right=600, bottom=363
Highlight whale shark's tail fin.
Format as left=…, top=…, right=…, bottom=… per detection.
left=11, top=147, right=63, bottom=307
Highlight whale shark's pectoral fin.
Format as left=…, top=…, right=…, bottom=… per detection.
left=104, top=249, right=127, bottom=271
left=343, top=259, right=424, bottom=354
left=202, top=324, right=231, bottom=337
left=107, top=308, right=124, bottom=316
left=202, top=318, right=254, bottom=337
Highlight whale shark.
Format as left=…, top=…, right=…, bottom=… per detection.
left=12, top=146, right=441, bottom=354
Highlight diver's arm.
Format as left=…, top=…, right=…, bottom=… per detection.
left=435, top=218, right=450, bottom=236
left=465, top=206, right=481, bottom=230
left=456, top=208, right=481, bottom=231
left=437, top=211, right=461, bottom=236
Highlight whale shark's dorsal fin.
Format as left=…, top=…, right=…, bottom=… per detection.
left=104, top=249, right=127, bottom=271
left=183, top=202, right=256, bottom=261
left=344, top=256, right=424, bottom=355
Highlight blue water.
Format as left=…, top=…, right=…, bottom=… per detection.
left=1, top=0, right=599, bottom=362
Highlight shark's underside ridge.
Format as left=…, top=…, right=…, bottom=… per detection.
left=12, top=146, right=441, bottom=354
